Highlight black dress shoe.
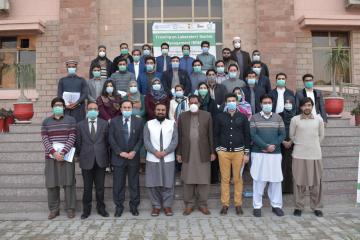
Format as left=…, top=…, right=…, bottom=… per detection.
left=131, top=209, right=139, bottom=216
left=314, top=210, right=323, bottom=217
left=293, top=209, right=302, bottom=217
left=220, top=206, right=228, bottom=215
left=114, top=209, right=123, bottom=217
left=272, top=207, right=284, bottom=217
left=253, top=208, right=261, bottom=217
left=97, top=209, right=109, bottom=217
left=81, top=212, right=90, bottom=219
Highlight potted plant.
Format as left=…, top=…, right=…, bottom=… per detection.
left=324, top=44, right=349, bottom=117
left=4, top=63, right=35, bottom=123
left=350, top=102, right=360, bottom=126
left=0, top=108, right=5, bottom=133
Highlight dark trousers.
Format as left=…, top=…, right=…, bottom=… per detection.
left=81, top=162, right=106, bottom=213
left=210, top=158, right=220, bottom=184
left=113, top=157, right=140, bottom=211
left=47, top=185, right=76, bottom=211
left=281, top=144, right=294, bottom=194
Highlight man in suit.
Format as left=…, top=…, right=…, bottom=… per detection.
left=241, top=70, right=266, bottom=114
left=161, top=56, right=192, bottom=97
left=251, top=61, right=272, bottom=94
left=295, top=73, right=327, bottom=123
left=128, top=49, right=145, bottom=81
left=109, top=100, right=144, bottom=217
left=177, top=95, right=216, bottom=216
left=156, top=42, right=171, bottom=73
left=231, top=36, right=252, bottom=80
left=76, top=102, right=110, bottom=219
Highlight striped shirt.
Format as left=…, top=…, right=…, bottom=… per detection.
left=41, top=115, right=76, bottom=159
left=110, top=71, right=136, bottom=92
left=250, top=111, right=286, bottom=154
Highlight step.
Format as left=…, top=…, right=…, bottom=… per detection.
left=325, top=127, right=360, bottom=136
left=326, top=118, right=353, bottom=128
left=9, top=124, right=41, bottom=133
left=322, top=145, right=359, bottom=157
left=0, top=151, right=44, bottom=162
left=0, top=133, right=42, bottom=142
left=322, top=136, right=360, bottom=146
left=0, top=142, right=44, bottom=152
left=322, top=156, right=358, bottom=169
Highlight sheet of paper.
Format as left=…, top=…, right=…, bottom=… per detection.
left=62, top=92, right=80, bottom=105
left=50, top=142, right=75, bottom=163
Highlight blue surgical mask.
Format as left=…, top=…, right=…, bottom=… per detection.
left=152, top=84, right=161, bottom=91
left=133, top=55, right=140, bottom=62
left=122, top=110, right=132, bottom=118
left=92, top=71, right=101, bottom=78
left=87, top=110, right=98, bottom=120
left=53, top=106, right=64, bottom=116
left=175, top=91, right=184, bottom=98
left=129, top=86, right=138, bottom=94
left=120, top=48, right=129, bottom=55
left=226, top=102, right=237, bottom=111
left=161, top=48, right=169, bottom=55
left=106, top=86, right=114, bottom=94
left=262, top=104, right=272, bottom=113
left=118, top=65, right=127, bottom=72
left=237, top=95, right=242, bottom=102
left=277, top=79, right=286, bottom=87
left=202, top=47, right=209, bottom=53
left=252, top=67, right=261, bottom=75
left=229, top=72, right=237, bottom=79
left=193, top=66, right=202, bottom=73
left=198, top=89, right=208, bottom=97
left=183, top=49, right=190, bottom=56
left=217, top=67, right=225, bottom=74
left=247, top=78, right=256, bottom=85
left=305, top=81, right=314, bottom=89
left=67, top=67, right=76, bottom=75
left=143, top=49, right=151, bottom=56
left=172, top=62, right=179, bottom=69
left=146, top=64, right=154, bottom=72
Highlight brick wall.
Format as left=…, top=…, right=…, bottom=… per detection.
left=351, top=31, right=360, bottom=85
left=295, top=30, right=313, bottom=89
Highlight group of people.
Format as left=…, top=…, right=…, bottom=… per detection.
left=41, top=36, right=327, bottom=220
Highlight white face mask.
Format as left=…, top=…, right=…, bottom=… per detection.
left=234, top=42, right=241, bottom=49
left=284, top=103, right=293, bottom=111
left=98, top=51, right=106, bottom=58
left=252, top=55, right=260, bottom=61
left=189, top=104, right=199, bottom=113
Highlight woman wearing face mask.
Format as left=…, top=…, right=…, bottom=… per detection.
left=89, top=45, right=113, bottom=79
left=96, top=80, right=122, bottom=121
left=197, top=82, right=218, bottom=119
left=123, top=81, right=145, bottom=119
left=145, top=78, right=170, bottom=121
left=169, top=84, right=189, bottom=121
left=233, top=87, right=252, bottom=120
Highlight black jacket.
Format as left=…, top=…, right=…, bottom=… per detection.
left=210, top=84, right=228, bottom=106
left=295, top=88, right=328, bottom=122
left=269, top=88, right=295, bottom=112
left=89, top=57, right=112, bottom=79
left=258, top=75, right=272, bottom=94
left=200, top=96, right=219, bottom=120
left=214, top=111, right=250, bottom=152
left=231, top=49, right=252, bottom=79
left=241, top=85, right=266, bottom=114
left=111, top=54, right=134, bottom=74
left=161, top=69, right=192, bottom=96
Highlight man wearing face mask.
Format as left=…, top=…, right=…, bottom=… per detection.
left=137, top=56, right=162, bottom=94
left=161, top=56, right=192, bottom=97
left=295, top=74, right=327, bottom=124
left=76, top=102, right=109, bottom=219
left=269, top=73, right=296, bottom=194
left=128, top=49, right=145, bottom=80
left=196, top=41, right=216, bottom=72
left=214, top=93, right=250, bottom=215
left=250, top=94, right=286, bottom=217
left=143, top=103, right=178, bottom=217
left=251, top=61, right=271, bottom=94
left=289, top=97, right=325, bottom=217
left=222, top=48, right=239, bottom=73
left=215, top=60, right=228, bottom=84
left=109, top=100, right=144, bottom=217
left=222, top=64, right=246, bottom=93
left=57, top=60, right=88, bottom=122
left=231, top=37, right=251, bottom=80
left=206, top=69, right=227, bottom=106
left=41, top=97, right=76, bottom=220
left=241, top=71, right=266, bottom=114
left=251, top=50, right=269, bottom=78
left=111, top=42, right=133, bottom=74
left=177, top=95, right=216, bottom=216
left=110, top=58, right=135, bottom=92
left=156, top=42, right=172, bottom=73
left=89, top=45, right=112, bottom=79
left=190, top=60, right=207, bottom=93
left=88, top=64, right=106, bottom=102
left=179, top=44, right=195, bottom=76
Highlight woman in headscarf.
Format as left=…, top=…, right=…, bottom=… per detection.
left=96, top=79, right=122, bottom=122
left=145, top=78, right=170, bottom=121
left=168, top=84, right=189, bottom=121
left=123, top=80, right=145, bottom=119
left=233, top=87, right=252, bottom=120
left=197, top=82, right=218, bottom=119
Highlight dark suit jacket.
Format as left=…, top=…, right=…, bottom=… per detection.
left=128, top=61, right=146, bottom=80
left=177, top=110, right=214, bottom=163
left=76, top=117, right=109, bottom=170
left=211, top=84, right=228, bottom=106
left=108, top=115, right=144, bottom=166
left=156, top=55, right=171, bottom=73
left=295, top=88, right=328, bottom=122
left=161, top=69, right=192, bottom=96
left=269, top=88, right=295, bottom=112
left=258, top=75, right=272, bottom=94
left=241, top=85, right=266, bottom=114
left=89, top=57, right=112, bottom=79
left=231, top=49, right=252, bottom=78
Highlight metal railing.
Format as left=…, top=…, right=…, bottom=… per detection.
left=340, top=82, right=360, bottom=112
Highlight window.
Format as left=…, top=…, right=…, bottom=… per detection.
left=0, top=36, right=36, bottom=89
left=312, top=32, right=351, bottom=85
left=133, top=0, right=223, bottom=55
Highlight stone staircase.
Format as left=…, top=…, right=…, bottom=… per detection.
left=0, top=118, right=358, bottom=213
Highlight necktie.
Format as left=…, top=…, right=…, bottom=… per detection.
left=250, top=88, right=256, bottom=114
left=123, top=118, right=129, bottom=141
left=90, top=121, right=96, bottom=140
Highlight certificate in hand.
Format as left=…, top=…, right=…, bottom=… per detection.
left=62, top=92, right=80, bottom=105
left=50, top=142, right=76, bottom=163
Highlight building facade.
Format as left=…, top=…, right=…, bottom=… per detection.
left=0, top=0, right=359, bottom=122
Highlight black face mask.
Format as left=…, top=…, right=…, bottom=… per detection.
left=156, top=116, right=166, bottom=122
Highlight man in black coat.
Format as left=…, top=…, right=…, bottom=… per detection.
left=89, top=45, right=113, bottom=79
left=76, top=102, right=110, bottom=219
left=241, top=71, right=266, bottom=114
left=109, top=100, right=144, bottom=217
left=161, top=56, right=192, bottom=97
left=231, top=36, right=252, bottom=80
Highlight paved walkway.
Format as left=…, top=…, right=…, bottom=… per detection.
left=0, top=205, right=359, bottom=240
